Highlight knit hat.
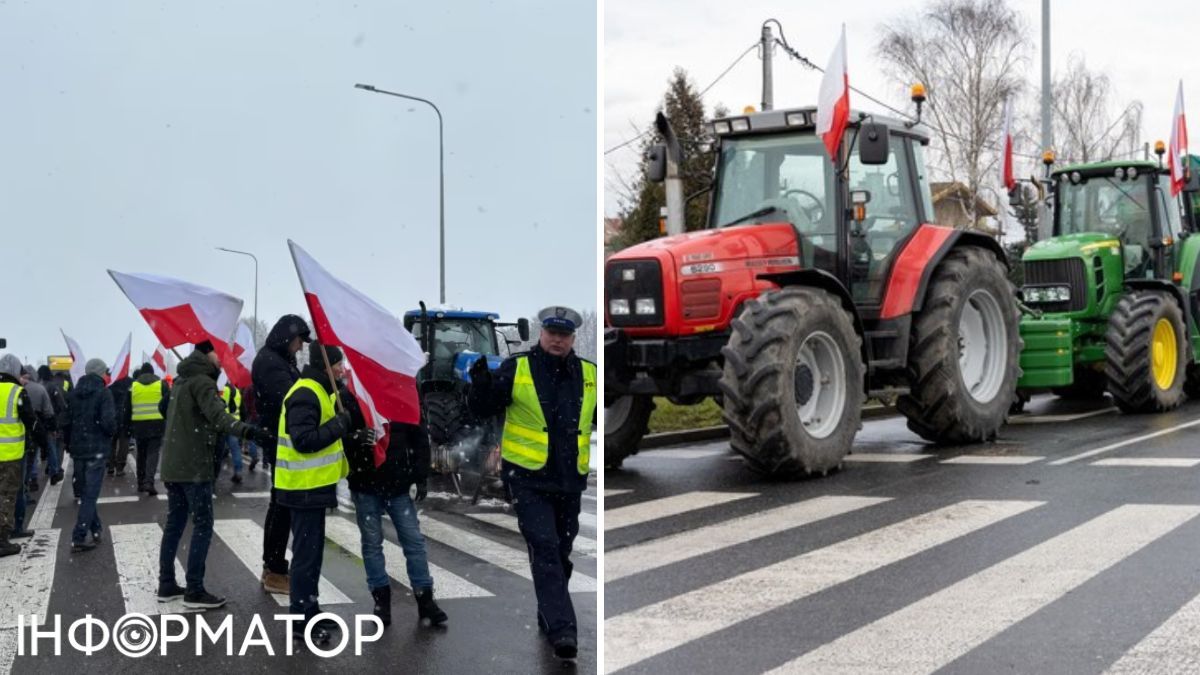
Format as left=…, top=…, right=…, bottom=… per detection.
left=85, top=358, right=108, bottom=377
left=309, top=342, right=344, bottom=369
left=194, top=340, right=215, bottom=355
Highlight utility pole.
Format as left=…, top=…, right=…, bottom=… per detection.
left=761, top=22, right=774, bottom=112
left=1040, top=0, right=1052, bottom=154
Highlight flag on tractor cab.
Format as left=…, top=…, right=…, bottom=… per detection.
left=1000, top=97, right=1016, bottom=192
left=287, top=240, right=424, bottom=425
left=109, top=333, right=132, bottom=384
left=1170, top=80, right=1189, bottom=196
left=108, top=270, right=244, bottom=365
left=816, top=24, right=850, bottom=159
left=60, top=330, right=87, bottom=384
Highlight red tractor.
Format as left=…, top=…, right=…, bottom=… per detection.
left=605, top=102, right=1022, bottom=476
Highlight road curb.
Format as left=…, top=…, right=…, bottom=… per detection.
left=638, top=404, right=899, bottom=449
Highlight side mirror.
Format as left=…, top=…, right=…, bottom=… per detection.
left=517, top=318, right=530, bottom=342
left=0, top=338, right=5, bottom=349
left=858, top=123, right=890, bottom=165
left=647, top=144, right=667, bottom=183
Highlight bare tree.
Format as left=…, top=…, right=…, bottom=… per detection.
left=877, top=0, right=1030, bottom=229
left=1052, top=54, right=1143, bottom=164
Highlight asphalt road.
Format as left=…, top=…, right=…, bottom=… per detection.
left=604, top=394, right=1200, bottom=674
left=0, top=455, right=597, bottom=674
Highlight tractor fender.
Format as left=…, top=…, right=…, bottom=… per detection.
left=882, top=225, right=1009, bottom=319
left=1124, top=279, right=1193, bottom=343
left=757, top=268, right=867, bottom=362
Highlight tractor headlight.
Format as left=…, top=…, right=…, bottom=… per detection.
left=1127, top=167, right=1138, bottom=179
left=729, top=117, right=750, bottom=133
left=635, top=298, right=657, bottom=315
left=1023, top=285, right=1071, bottom=303
left=1115, top=167, right=1126, bottom=180
left=621, top=268, right=637, bottom=281
left=609, top=299, right=631, bottom=315
left=711, top=120, right=731, bottom=135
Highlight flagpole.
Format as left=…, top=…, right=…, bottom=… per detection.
left=317, top=343, right=345, bottom=413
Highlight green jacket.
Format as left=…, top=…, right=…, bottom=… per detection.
left=160, top=350, right=254, bottom=483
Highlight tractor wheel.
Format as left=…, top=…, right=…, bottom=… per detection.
left=604, top=395, right=654, bottom=469
left=425, top=391, right=468, bottom=446
left=719, top=287, right=863, bottom=477
left=1105, top=291, right=1186, bottom=413
left=898, top=247, right=1021, bottom=443
left=1051, top=367, right=1108, bottom=400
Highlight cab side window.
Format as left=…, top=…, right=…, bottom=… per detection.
left=847, top=138, right=921, bottom=303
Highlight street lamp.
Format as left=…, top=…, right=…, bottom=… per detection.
left=216, top=247, right=259, bottom=345
left=354, top=82, right=446, bottom=304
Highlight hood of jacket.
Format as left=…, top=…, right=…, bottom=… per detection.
left=264, top=315, right=310, bottom=356
left=0, top=354, right=22, bottom=380
left=135, top=372, right=161, bottom=386
left=73, top=373, right=107, bottom=399
left=177, top=350, right=219, bottom=380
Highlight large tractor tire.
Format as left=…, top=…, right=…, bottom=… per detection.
left=425, top=390, right=468, bottom=445
left=898, top=247, right=1021, bottom=443
left=1051, top=367, right=1108, bottom=400
left=719, top=287, right=864, bottom=477
left=604, top=395, right=654, bottom=469
left=1105, top=291, right=1186, bottom=413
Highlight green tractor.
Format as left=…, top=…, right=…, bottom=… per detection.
left=1017, top=155, right=1200, bottom=412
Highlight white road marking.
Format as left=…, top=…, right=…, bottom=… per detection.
left=232, top=492, right=271, bottom=499
left=1090, top=458, right=1200, bottom=468
left=940, top=455, right=1045, bottom=465
left=637, top=448, right=729, bottom=460
left=580, top=512, right=597, bottom=529
left=466, top=511, right=598, bottom=558
left=96, top=496, right=140, bottom=504
left=419, top=513, right=597, bottom=593
left=28, top=456, right=67, bottom=531
left=606, top=495, right=890, bottom=582
left=322, top=516, right=492, bottom=599
left=1105, top=584, right=1200, bottom=673
left=1009, top=407, right=1116, bottom=424
left=603, top=489, right=631, bottom=498
left=212, top=519, right=352, bottom=606
left=602, top=499, right=1043, bottom=674
left=843, top=453, right=934, bottom=463
left=1050, top=418, right=1200, bottom=465
left=772, top=504, right=1200, bottom=674
left=604, top=491, right=757, bottom=531
left=0, top=529, right=59, bottom=629
left=111, top=523, right=198, bottom=616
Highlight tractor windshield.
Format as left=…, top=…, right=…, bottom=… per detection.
left=412, top=318, right=499, bottom=362
left=1056, top=174, right=1154, bottom=245
left=712, top=133, right=835, bottom=235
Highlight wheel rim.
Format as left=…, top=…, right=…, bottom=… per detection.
left=958, top=288, right=1008, bottom=404
left=606, top=395, right=634, bottom=431
left=1151, top=318, right=1178, bottom=391
left=793, top=331, right=846, bottom=439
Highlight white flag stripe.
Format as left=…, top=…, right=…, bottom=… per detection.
left=605, top=491, right=757, bottom=531
left=1105, top=585, right=1200, bottom=674
left=465, top=511, right=597, bottom=558
left=323, top=517, right=492, bottom=599
left=0, top=529, right=60, bottom=629
left=108, top=270, right=243, bottom=344
left=771, top=504, right=1200, bottom=675
left=212, top=519, right=352, bottom=606
left=61, top=330, right=87, bottom=384
left=1091, top=458, right=1200, bottom=468
left=941, top=455, right=1045, bottom=465
left=815, top=24, right=848, bottom=136
left=419, top=513, right=597, bottom=593
left=606, top=495, right=890, bottom=582
left=603, top=499, right=1042, bottom=674
left=111, top=332, right=132, bottom=381
left=111, top=523, right=199, bottom=616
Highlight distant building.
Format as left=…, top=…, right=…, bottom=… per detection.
left=930, top=181, right=1000, bottom=235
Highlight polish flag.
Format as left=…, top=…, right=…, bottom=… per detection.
left=152, top=346, right=168, bottom=378
left=109, top=333, right=132, bottom=384
left=108, top=270, right=244, bottom=364
left=816, top=24, right=851, bottom=159
left=288, top=240, right=423, bottom=424
left=1170, top=80, right=1189, bottom=196
left=220, top=322, right=257, bottom=390
left=346, top=364, right=391, bottom=468
left=60, top=330, right=87, bottom=384
left=1000, top=97, right=1016, bottom=192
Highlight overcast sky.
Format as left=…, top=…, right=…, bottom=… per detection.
left=605, top=0, right=1200, bottom=216
left=1, top=1, right=595, bottom=365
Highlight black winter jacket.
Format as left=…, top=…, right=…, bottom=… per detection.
left=63, top=374, right=117, bottom=459
left=109, top=376, right=133, bottom=435
left=252, top=316, right=308, bottom=465
left=345, top=410, right=431, bottom=498
left=276, top=366, right=357, bottom=509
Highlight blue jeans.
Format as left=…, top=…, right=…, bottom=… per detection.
left=218, top=435, right=243, bottom=474
left=246, top=440, right=260, bottom=463
left=44, top=436, right=61, bottom=477
left=71, top=453, right=106, bottom=544
left=351, top=491, right=434, bottom=591
left=159, top=482, right=214, bottom=592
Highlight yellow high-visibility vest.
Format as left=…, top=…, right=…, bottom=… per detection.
left=130, top=381, right=164, bottom=421
left=221, top=385, right=241, bottom=414
left=274, top=379, right=347, bottom=491
left=0, top=382, right=26, bottom=462
left=500, top=356, right=595, bottom=475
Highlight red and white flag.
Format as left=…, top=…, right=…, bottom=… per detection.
left=288, top=240, right=423, bottom=425
left=346, top=364, right=391, bottom=468
left=109, top=333, right=132, bottom=384
left=1170, top=80, right=1189, bottom=196
left=60, top=330, right=87, bottom=384
left=108, top=270, right=244, bottom=364
left=1000, top=97, right=1016, bottom=192
left=152, top=345, right=168, bottom=377
left=220, top=322, right=257, bottom=390
left=816, top=24, right=851, bottom=159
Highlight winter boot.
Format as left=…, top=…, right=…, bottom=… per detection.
left=414, top=588, right=447, bottom=626
left=371, top=585, right=392, bottom=627
left=551, top=634, right=578, bottom=660
left=0, top=541, right=19, bottom=558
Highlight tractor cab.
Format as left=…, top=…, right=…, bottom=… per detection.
left=403, top=309, right=528, bottom=390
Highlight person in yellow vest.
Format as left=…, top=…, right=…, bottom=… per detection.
left=467, top=306, right=595, bottom=660
left=276, top=343, right=368, bottom=644
left=216, top=382, right=246, bottom=484
left=0, top=354, right=37, bottom=558
left=128, top=363, right=169, bottom=496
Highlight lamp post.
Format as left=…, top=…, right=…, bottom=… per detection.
left=354, top=82, right=446, bottom=304
left=216, top=247, right=259, bottom=345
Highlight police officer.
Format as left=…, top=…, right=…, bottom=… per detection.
left=468, top=306, right=595, bottom=660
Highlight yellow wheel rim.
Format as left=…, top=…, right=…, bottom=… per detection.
left=1151, top=318, right=1178, bottom=391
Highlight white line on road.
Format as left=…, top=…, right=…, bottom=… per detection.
left=580, top=512, right=597, bottom=529
left=96, top=496, right=141, bottom=504
left=0, top=529, right=59, bottom=629
left=1105, top=583, right=1200, bottom=673
left=322, top=516, right=493, bottom=599
left=843, top=453, right=934, bottom=463
left=1009, top=407, right=1116, bottom=424
left=1050, top=418, right=1200, bottom=465
left=212, top=519, right=352, bottom=606
left=232, top=492, right=271, bottom=499
left=1091, top=458, right=1200, bottom=468
left=602, top=499, right=1043, bottom=674
left=466, top=511, right=597, bottom=557
left=773, top=504, right=1200, bottom=674
left=419, top=513, right=597, bottom=593
left=28, top=456, right=68, bottom=531
left=603, top=489, right=631, bottom=498
left=940, top=455, right=1045, bottom=465
left=604, top=491, right=757, bottom=531
left=606, top=495, right=890, bottom=582
left=111, top=523, right=198, bottom=616
left=637, top=448, right=729, bottom=460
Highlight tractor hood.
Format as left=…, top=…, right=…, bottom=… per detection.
left=611, top=222, right=799, bottom=269
left=1023, top=232, right=1119, bottom=261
